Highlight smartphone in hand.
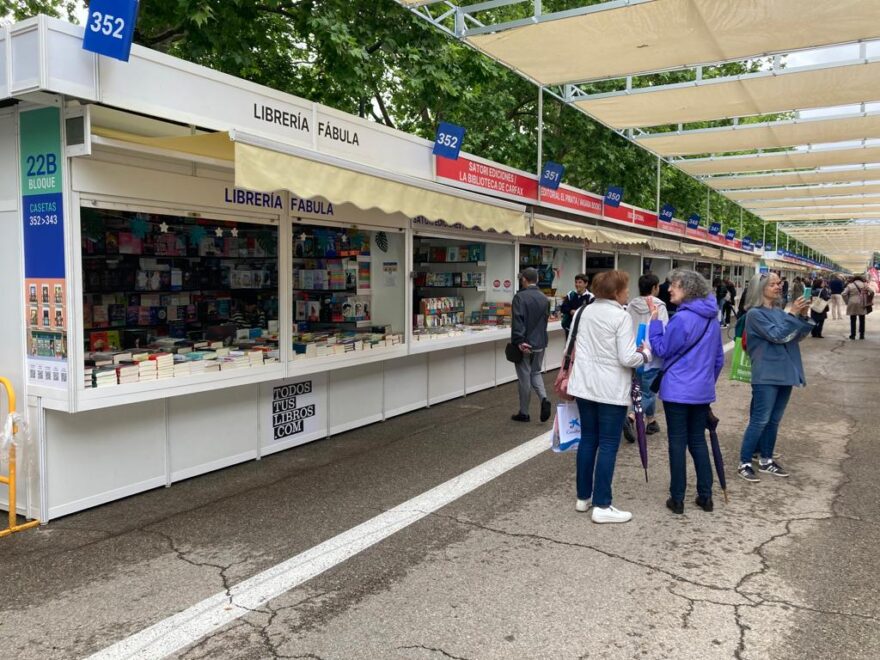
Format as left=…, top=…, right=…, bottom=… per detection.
left=802, top=286, right=812, bottom=299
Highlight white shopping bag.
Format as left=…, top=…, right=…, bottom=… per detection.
left=551, top=401, right=580, bottom=453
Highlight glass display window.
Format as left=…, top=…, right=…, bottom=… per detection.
left=291, top=223, right=405, bottom=360
left=412, top=235, right=515, bottom=341
left=80, top=207, right=280, bottom=389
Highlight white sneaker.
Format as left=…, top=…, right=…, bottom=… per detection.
left=591, top=505, right=632, bottom=524
left=575, top=498, right=591, bottom=512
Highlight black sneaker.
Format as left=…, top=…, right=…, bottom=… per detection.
left=666, top=498, right=684, bottom=515
left=695, top=495, right=714, bottom=512
left=646, top=420, right=661, bottom=435
left=540, top=398, right=551, bottom=422
left=738, top=465, right=760, bottom=482
left=622, top=417, right=636, bottom=443
left=758, top=460, right=789, bottom=477
left=511, top=413, right=530, bottom=422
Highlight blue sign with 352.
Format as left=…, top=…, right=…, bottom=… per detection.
left=82, top=0, right=140, bottom=62
left=433, top=122, right=466, bottom=160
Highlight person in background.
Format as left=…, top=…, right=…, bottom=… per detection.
left=714, top=278, right=728, bottom=326
left=790, top=277, right=805, bottom=307
left=560, top=273, right=594, bottom=338
left=566, top=270, right=650, bottom=524
left=828, top=275, right=846, bottom=321
left=658, top=277, right=677, bottom=316
left=231, top=300, right=267, bottom=329
left=626, top=273, right=669, bottom=435
left=648, top=270, right=724, bottom=515
left=781, top=277, right=790, bottom=305
left=842, top=273, right=872, bottom=340
left=737, top=272, right=812, bottom=482
left=724, top=279, right=737, bottom=326
left=809, top=277, right=831, bottom=338
left=511, top=267, right=551, bottom=423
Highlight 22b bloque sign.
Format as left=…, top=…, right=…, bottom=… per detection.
left=272, top=381, right=317, bottom=440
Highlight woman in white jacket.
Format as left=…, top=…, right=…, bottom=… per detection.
left=567, top=270, right=650, bottom=524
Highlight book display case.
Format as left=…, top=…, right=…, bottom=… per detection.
left=80, top=208, right=280, bottom=389
left=290, top=224, right=403, bottom=360
left=518, top=243, right=584, bottom=323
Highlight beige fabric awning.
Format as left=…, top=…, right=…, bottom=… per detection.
left=465, top=0, right=880, bottom=85
left=235, top=142, right=528, bottom=235
left=698, top=246, right=722, bottom=260
left=760, top=210, right=880, bottom=221
left=678, top=145, right=880, bottom=176
left=681, top=244, right=704, bottom=255
left=708, top=167, right=880, bottom=191
left=722, top=251, right=759, bottom=265
left=576, top=60, right=880, bottom=129
left=592, top=226, right=650, bottom=246
left=635, top=113, right=880, bottom=157
left=647, top=236, right=682, bottom=253
left=532, top=217, right=598, bottom=241
left=728, top=182, right=880, bottom=201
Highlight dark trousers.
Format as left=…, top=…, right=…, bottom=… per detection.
left=850, top=314, right=866, bottom=339
left=575, top=398, right=627, bottom=507
left=810, top=310, right=826, bottom=337
left=663, top=401, right=713, bottom=502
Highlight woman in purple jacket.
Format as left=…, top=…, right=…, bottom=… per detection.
left=648, top=270, right=725, bottom=515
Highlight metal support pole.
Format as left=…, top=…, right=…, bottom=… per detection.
left=775, top=224, right=779, bottom=249
left=537, top=86, right=543, bottom=202
left=705, top=187, right=710, bottom=221
left=739, top=208, right=743, bottom=239
left=655, top=157, right=661, bottom=215
left=762, top=222, right=766, bottom=247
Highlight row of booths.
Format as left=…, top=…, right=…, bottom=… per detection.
left=0, top=17, right=759, bottom=520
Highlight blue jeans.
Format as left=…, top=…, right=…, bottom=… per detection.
left=739, top=384, right=793, bottom=464
left=639, top=368, right=660, bottom=417
left=575, top=398, right=627, bottom=506
left=663, top=401, right=713, bottom=501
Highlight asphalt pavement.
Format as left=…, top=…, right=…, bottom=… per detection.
left=1, top=314, right=878, bottom=660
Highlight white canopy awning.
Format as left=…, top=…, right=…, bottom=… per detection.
left=746, top=195, right=880, bottom=210
left=708, top=167, right=880, bottom=191
left=464, top=0, right=880, bottom=85
left=576, top=60, right=880, bottom=130
left=727, top=182, right=880, bottom=201
left=532, top=217, right=598, bottom=241
left=592, top=226, right=650, bottom=247
left=647, top=236, right=682, bottom=253
left=678, top=145, right=880, bottom=177
left=635, top=113, right=880, bottom=157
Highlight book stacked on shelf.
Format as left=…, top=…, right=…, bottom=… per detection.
left=94, top=366, right=118, bottom=388
left=116, top=362, right=140, bottom=385
left=150, top=353, right=174, bottom=379
left=138, top=359, right=158, bottom=382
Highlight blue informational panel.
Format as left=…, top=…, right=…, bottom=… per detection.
left=82, top=0, right=140, bottom=62
left=743, top=237, right=753, bottom=250
left=725, top=229, right=736, bottom=240
left=539, top=161, right=565, bottom=190
left=658, top=203, right=675, bottom=222
left=604, top=186, right=623, bottom=207
left=709, top=222, right=721, bottom=235
left=755, top=239, right=764, bottom=249
left=433, top=122, right=466, bottom=160
left=687, top=214, right=701, bottom=229
left=766, top=242, right=774, bottom=251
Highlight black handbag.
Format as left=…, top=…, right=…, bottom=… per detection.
left=650, top=319, right=712, bottom=394
left=505, top=341, right=523, bottom=363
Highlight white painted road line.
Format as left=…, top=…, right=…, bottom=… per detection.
left=88, top=431, right=554, bottom=660
left=90, top=342, right=736, bottom=660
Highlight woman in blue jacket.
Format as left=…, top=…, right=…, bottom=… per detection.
left=648, top=270, right=725, bottom=515
left=737, top=272, right=812, bottom=482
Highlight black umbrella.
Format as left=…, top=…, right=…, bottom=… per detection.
left=706, top=407, right=729, bottom=503
left=630, top=372, right=649, bottom=482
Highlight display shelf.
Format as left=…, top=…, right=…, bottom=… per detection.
left=287, top=344, right=408, bottom=376
left=419, top=261, right=487, bottom=267
left=409, top=327, right=509, bottom=354
left=415, top=285, right=484, bottom=290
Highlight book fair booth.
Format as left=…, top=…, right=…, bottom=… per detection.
left=1, top=17, right=760, bottom=522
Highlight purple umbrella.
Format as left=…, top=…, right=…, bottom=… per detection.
left=706, top=407, right=729, bottom=503
left=630, top=371, right=649, bottom=482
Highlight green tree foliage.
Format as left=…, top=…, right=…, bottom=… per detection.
left=5, top=0, right=775, bottom=241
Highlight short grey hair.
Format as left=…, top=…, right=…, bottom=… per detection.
left=520, top=267, right=538, bottom=284
left=668, top=268, right=710, bottom=301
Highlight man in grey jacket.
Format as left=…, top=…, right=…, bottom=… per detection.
left=511, top=267, right=551, bottom=422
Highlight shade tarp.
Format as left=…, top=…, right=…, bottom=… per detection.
left=465, top=0, right=880, bottom=86
left=532, top=217, right=598, bottom=240
left=576, top=60, right=880, bottom=129
left=635, top=113, right=880, bottom=157
left=746, top=195, right=880, bottom=210
left=722, top=251, right=758, bottom=265
left=234, top=143, right=528, bottom=235
left=681, top=244, right=704, bottom=255
left=699, top=246, right=722, bottom=259
left=678, top=145, right=880, bottom=176
left=708, top=167, right=880, bottom=191
left=762, top=210, right=880, bottom=221
left=728, top=182, right=880, bottom=201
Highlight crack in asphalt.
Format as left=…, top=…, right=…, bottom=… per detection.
left=398, top=644, right=472, bottom=660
